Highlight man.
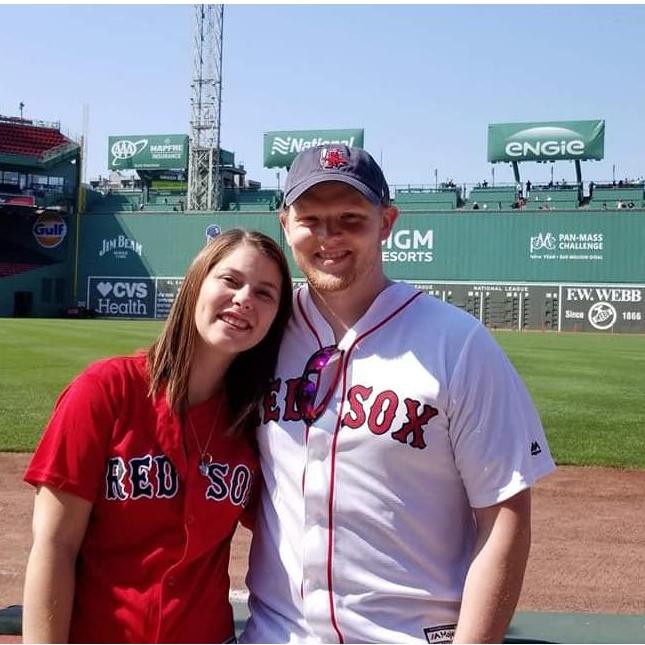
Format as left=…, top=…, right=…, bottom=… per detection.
left=241, top=145, right=555, bottom=644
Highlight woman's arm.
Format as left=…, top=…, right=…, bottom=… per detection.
left=22, top=486, right=92, bottom=644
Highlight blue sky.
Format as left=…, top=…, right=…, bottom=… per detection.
left=2, top=4, right=645, bottom=189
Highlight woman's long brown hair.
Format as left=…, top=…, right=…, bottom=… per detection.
left=147, top=228, right=292, bottom=437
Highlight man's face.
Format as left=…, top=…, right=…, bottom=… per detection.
left=280, top=182, right=398, bottom=294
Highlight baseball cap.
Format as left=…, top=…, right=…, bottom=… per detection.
left=283, top=145, right=390, bottom=207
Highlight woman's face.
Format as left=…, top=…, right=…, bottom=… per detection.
left=194, top=243, right=283, bottom=356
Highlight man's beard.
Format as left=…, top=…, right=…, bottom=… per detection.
left=303, top=266, right=355, bottom=293
left=298, top=245, right=380, bottom=294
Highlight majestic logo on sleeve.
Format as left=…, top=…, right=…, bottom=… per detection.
left=263, top=379, right=439, bottom=450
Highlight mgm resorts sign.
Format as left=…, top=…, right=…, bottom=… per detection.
left=487, top=120, right=605, bottom=163
left=264, top=129, right=364, bottom=168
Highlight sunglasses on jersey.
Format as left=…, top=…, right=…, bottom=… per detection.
left=295, top=345, right=345, bottom=426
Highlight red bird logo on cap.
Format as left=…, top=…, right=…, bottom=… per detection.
left=320, top=147, right=349, bottom=169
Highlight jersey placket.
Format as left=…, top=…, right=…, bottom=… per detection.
left=299, top=289, right=424, bottom=642
left=299, top=319, right=352, bottom=642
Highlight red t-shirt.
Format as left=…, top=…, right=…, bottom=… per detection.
left=25, top=354, right=258, bottom=643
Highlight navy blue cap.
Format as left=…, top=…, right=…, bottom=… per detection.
left=283, top=145, right=390, bottom=207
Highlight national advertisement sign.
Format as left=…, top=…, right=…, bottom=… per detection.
left=108, top=134, right=189, bottom=170
left=264, top=129, right=364, bottom=168
left=487, top=120, right=605, bottom=163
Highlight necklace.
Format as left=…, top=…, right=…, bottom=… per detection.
left=186, top=394, right=224, bottom=476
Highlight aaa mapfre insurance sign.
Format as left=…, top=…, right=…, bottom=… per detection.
left=108, top=134, right=188, bottom=170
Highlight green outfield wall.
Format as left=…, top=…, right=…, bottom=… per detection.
left=3, top=209, right=645, bottom=332
left=384, top=211, right=644, bottom=283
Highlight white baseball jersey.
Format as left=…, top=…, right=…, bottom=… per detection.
left=241, top=282, right=555, bottom=644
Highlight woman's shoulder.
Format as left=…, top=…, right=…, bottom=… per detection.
left=76, top=352, right=150, bottom=393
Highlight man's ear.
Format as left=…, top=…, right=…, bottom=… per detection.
left=279, top=210, right=291, bottom=246
left=380, top=205, right=399, bottom=241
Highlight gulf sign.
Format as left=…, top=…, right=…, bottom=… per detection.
left=32, top=213, right=68, bottom=248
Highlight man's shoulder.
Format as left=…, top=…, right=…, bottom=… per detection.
left=405, top=287, right=482, bottom=335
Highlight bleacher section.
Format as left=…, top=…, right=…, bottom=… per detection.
left=524, top=186, right=580, bottom=210
left=589, top=184, right=644, bottom=209
left=467, top=186, right=518, bottom=210
left=394, top=188, right=459, bottom=211
left=85, top=191, right=144, bottom=213
left=147, top=193, right=185, bottom=209
left=0, top=262, right=41, bottom=278
left=0, top=119, right=78, bottom=168
left=84, top=188, right=283, bottom=213
left=224, top=189, right=281, bottom=212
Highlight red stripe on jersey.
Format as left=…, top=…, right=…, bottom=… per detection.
left=296, top=287, right=324, bottom=348
left=325, top=289, right=423, bottom=643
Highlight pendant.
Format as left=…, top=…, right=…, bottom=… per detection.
left=199, top=453, right=213, bottom=476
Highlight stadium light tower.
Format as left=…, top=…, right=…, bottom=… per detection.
left=187, top=4, right=224, bottom=211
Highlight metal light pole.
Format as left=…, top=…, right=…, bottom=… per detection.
left=187, top=4, right=224, bottom=211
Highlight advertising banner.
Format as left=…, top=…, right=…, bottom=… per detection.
left=487, top=120, right=605, bottom=162
left=87, top=277, right=156, bottom=318
left=381, top=211, right=644, bottom=284
left=108, top=134, right=188, bottom=170
left=560, top=284, right=645, bottom=332
left=264, top=129, right=364, bottom=168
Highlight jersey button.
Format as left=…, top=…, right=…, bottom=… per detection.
left=167, top=577, right=176, bottom=588
left=186, top=514, right=195, bottom=525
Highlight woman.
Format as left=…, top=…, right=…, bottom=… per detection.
left=22, top=229, right=292, bottom=643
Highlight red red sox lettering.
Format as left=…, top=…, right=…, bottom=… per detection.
left=263, top=379, right=439, bottom=449
left=105, top=454, right=253, bottom=505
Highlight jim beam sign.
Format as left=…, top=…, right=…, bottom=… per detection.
left=561, top=284, right=645, bottom=332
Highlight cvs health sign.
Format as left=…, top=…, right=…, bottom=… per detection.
left=87, top=277, right=155, bottom=318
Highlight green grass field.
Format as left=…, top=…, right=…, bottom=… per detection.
left=1, top=319, right=643, bottom=468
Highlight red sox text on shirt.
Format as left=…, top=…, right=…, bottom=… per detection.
left=263, top=378, right=439, bottom=450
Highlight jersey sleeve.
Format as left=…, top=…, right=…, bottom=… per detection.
left=447, top=324, right=556, bottom=508
left=24, top=365, right=118, bottom=503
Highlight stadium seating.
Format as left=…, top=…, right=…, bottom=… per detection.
left=0, top=122, right=71, bottom=158
left=224, top=188, right=280, bottom=212
left=0, top=262, right=40, bottom=278
left=147, top=193, right=186, bottom=207
left=589, top=185, right=644, bottom=209
left=524, top=186, right=580, bottom=210
left=85, top=191, right=143, bottom=213
left=140, top=203, right=176, bottom=213
left=394, top=188, right=459, bottom=211
left=467, top=187, right=518, bottom=210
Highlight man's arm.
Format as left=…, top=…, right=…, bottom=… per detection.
left=22, top=486, right=92, bottom=643
left=453, top=488, right=531, bottom=644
